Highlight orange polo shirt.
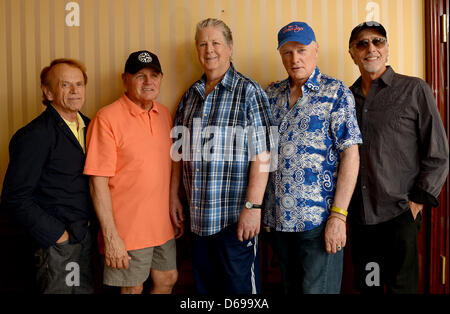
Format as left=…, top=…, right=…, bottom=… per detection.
left=84, top=94, right=174, bottom=251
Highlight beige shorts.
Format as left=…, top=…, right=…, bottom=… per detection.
left=103, top=238, right=177, bottom=287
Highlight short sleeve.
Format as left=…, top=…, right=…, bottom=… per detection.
left=246, top=83, right=274, bottom=157
left=84, top=114, right=117, bottom=177
left=330, top=85, right=362, bottom=153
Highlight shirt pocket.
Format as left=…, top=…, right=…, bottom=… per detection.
left=209, top=99, right=246, bottom=127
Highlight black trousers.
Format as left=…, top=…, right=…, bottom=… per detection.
left=349, top=209, right=422, bottom=294
left=34, top=227, right=95, bottom=294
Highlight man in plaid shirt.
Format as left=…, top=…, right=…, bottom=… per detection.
left=170, top=18, right=273, bottom=294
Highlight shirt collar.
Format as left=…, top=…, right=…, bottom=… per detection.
left=77, top=112, right=86, bottom=129
left=279, top=66, right=321, bottom=94
left=48, top=104, right=86, bottom=127
left=303, top=66, right=321, bottom=92
left=218, top=63, right=236, bottom=92
left=120, top=93, right=159, bottom=116
left=379, top=65, right=394, bottom=86
left=52, top=108, right=85, bottom=130
left=194, top=63, right=237, bottom=97
left=277, top=78, right=291, bottom=94
left=61, top=114, right=85, bottom=131
left=352, top=65, right=394, bottom=91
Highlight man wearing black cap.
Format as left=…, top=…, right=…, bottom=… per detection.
left=84, top=51, right=182, bottom=294
left=348, top=21, right=449, bottom=293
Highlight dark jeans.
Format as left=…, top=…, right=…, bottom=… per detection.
left=349, top=209, right=422, bottom=294
left=270, top=223, right=343, bottom=294
left=191, top=223, right=261, bottom=294
left=34, top=227, right=95, bottom=294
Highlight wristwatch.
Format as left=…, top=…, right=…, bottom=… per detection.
left=245, top=201, right=262, bottom=209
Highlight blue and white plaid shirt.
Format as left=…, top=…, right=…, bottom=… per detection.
left=263, top=67, right=362, bottom=232
left=173, top=64, right=273, bottom=236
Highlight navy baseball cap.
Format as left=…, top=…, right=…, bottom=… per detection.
left=124, top=50, right=162, bottom=74
left=349, top=21, right=387, bottom=48
left=277, top=22, right=316, bottom=49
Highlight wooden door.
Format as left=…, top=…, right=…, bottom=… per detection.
left=424, top=0, right=449, bottom=294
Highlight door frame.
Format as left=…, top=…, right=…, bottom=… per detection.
left=424, top=0, right=449, bottom=294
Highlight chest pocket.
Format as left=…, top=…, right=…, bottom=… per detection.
left=367, top=88, right=407, bottom=132
left=206, top=96, right=247, bottom=128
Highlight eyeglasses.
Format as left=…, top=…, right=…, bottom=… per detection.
left=354, top=37, right=387, bottom=50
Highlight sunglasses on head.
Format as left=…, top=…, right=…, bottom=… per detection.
left=354, top=37, right=387, bottom=50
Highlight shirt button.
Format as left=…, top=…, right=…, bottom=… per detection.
left=362, top=185, right=367, bottom=189
left=204, top=113, right=207, bottom=117
left=364, top=109, right=368, bottom=113
left=196, top=168, right=199, bottom=172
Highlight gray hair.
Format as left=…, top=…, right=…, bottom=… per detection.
left=195, top=18, right=233, bottom=47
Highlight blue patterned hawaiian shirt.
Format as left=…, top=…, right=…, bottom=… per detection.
left=263, top=67, right=362, bottom=232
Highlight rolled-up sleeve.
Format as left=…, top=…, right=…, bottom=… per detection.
left=330, top=85, right=363, bottom=154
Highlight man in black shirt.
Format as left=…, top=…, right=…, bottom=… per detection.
left=348, top=21, right=449, bottom=293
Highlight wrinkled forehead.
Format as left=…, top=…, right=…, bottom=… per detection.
left=197, top=26, right=228, bottom=43
left=48, top=63, right=85, bottom=85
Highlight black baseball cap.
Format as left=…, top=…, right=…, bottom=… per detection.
left=124, top=50, right=162, bottom=74
left=349, top=21, right=387, bottom=48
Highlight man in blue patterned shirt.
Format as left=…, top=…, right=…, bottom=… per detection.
left=263, top=22, right=362, bottom=294
left=171, top=18, right=273, bottom=294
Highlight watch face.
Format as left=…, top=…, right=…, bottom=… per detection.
left=245, top=201, right=252, bottom=209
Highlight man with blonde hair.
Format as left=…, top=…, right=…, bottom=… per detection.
left=171, top=18, right=273, bottom=294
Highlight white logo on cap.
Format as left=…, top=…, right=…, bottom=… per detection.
left=138, top=52, right=152, bottom=63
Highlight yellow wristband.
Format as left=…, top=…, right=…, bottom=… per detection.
left=331, top=206, right=348, bottom=217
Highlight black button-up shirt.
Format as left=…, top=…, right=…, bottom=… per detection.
left=349, top=66, right=449, bottom=225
